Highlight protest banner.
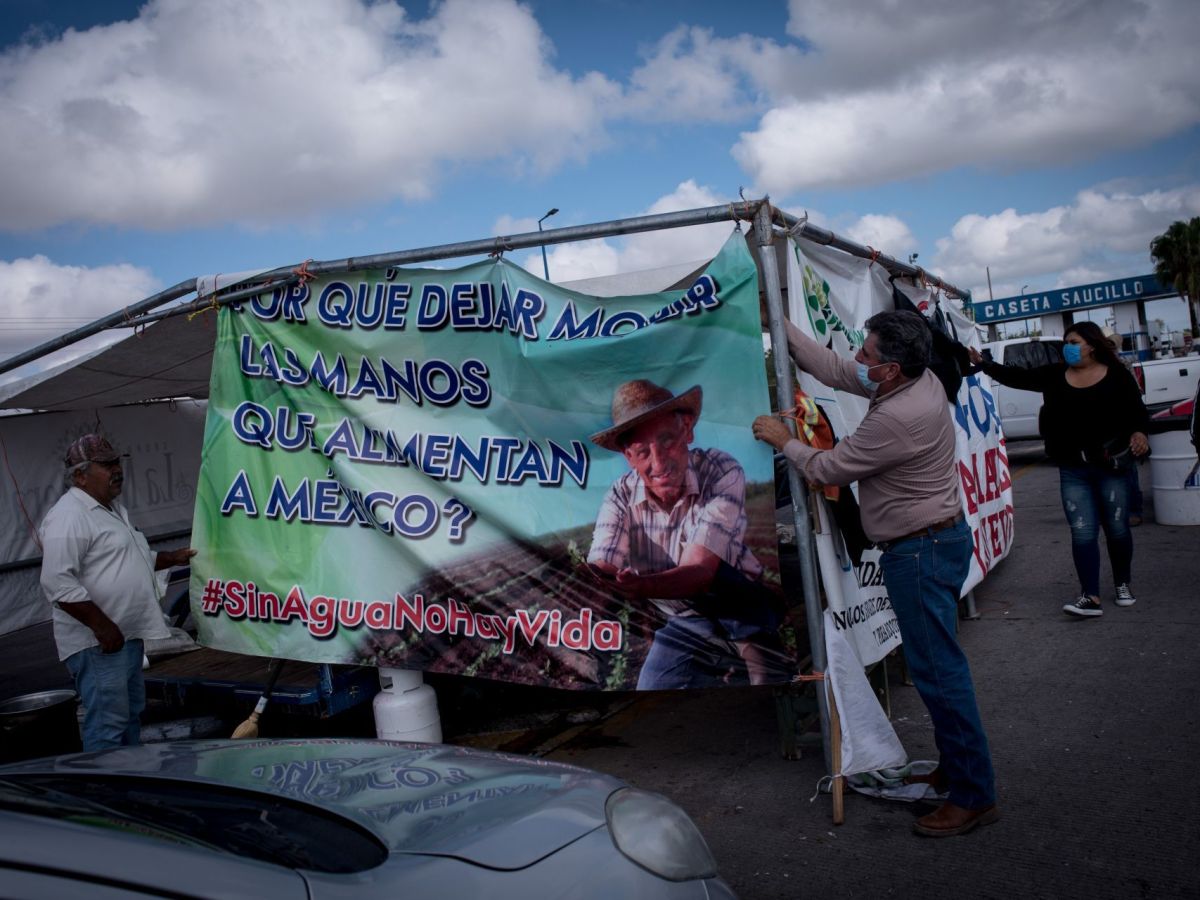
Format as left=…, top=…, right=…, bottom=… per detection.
left=191, top=233, right=800, bottom=689
left=785, top=239, right=900, bottom=667
left=895, top=281, right=1015, bottom=590
left=783, top=238, right=1012, bottom=779
left=785, top=238, right=1013, bottom=668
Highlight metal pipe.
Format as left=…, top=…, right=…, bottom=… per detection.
left=112, top=204, right=758, bottom=329
left=131, top=275, right=302, bottom=327
left=775, top=209, right=969, bottom=300
left=2, top=203, right=755, bottom=373
left=3, top=200, right=967, bottom=380
left=0, top=279, right=195, bottom=377
left=754, top=201, right=833, bottom=771
left=258, top=202, right=749, bottom=279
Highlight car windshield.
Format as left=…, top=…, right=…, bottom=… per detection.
left=0, top=774, right=387, bottom=874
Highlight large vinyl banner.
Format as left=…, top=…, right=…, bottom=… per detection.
left=785, top=238, right=1013, bottom=778
left=786, top=239, right=1013, bottom=668
left=785, top=240, right=899, bottom=667
left=191, top=233, right=800, bottom=690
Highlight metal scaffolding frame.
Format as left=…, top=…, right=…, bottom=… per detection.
left=0, top=197, right=970, bottom=803
left=0, top=200, right=966, bottom=377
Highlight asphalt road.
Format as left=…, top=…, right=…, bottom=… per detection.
left=4, top=445, right=1197, bottom=898
left=544, top=443, right=1200, bottom=899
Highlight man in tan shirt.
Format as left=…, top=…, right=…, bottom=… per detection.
left=753, top=310, right=997, bottom=837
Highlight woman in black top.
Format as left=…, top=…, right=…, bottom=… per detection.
left=969, top=322, right=1150, bottom=618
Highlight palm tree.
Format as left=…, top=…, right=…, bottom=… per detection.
left=1150, top=217, right=1200, bottom=339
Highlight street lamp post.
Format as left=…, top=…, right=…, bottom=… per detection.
left=537, top=208, right=559, bottom=281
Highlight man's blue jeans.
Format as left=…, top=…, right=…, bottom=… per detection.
left=64, top=639, right=145, bottom=751
left=880, top=519, right=995, bottom=810
left=637, top=616, right=745, bottom=689
left=1059, top=465, right=1133, bottom=597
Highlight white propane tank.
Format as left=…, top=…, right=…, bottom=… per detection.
left=373, top=668, right=442, bottom=743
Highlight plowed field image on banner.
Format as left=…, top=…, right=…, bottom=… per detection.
left=191, top=233, right=800, bottom=689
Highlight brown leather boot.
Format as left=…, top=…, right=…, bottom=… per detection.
left=913, top=801, right=1000, bottom=837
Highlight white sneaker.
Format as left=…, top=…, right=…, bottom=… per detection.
left=1115, top=584, right=1136, bottom=607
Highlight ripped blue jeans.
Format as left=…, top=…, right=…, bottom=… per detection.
left=1058, top=465, right=1133, bottom=597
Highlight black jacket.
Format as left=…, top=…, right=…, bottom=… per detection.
left=980, top=360, right=1149, bottom=467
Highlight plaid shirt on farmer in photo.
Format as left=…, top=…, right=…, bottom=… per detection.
left=587, top=447, right=762, bottom=618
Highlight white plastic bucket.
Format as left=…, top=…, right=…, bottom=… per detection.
left=1148, top=430, right=1200, bottom=526
left=372, top=668, right=442, bottom=743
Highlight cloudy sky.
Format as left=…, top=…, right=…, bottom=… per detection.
left=2, top=0, right=1198, bottom=365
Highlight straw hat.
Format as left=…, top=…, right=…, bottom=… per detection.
left=589, top=380, right=702, bottom=452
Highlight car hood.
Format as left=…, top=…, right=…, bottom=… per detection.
left=0, top=739, right=616, bottom=870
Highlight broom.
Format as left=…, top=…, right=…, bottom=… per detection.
left=231, top=658, right=284, bottom=739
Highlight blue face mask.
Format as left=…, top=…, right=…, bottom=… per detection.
left=1063, top=343, right=1082, bottom=366
left=856, top=362, right=887, bottom=394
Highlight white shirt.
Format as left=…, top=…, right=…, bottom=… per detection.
left=39, top=487, right=169, bottom=660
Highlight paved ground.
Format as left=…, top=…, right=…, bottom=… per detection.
left=543, top=444, right=1200, bottom=899
left=4, top=444, right=1197, bottom=898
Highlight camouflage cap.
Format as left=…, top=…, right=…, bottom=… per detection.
left=64, top=433, right=124, bottom=468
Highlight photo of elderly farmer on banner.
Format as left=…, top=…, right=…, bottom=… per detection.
left=586, top=379, right=793, bottom=689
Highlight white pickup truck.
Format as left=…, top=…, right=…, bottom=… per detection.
left=980, top=337, right=1063, bottom=440
left=1134, top=354, right=1200, bottom=412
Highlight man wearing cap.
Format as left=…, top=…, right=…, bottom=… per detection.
left=587, top=380, right=788, bottom=689
left=752, top=310, right=997, bottom=838
left=39, top=434, right=196, bottom=751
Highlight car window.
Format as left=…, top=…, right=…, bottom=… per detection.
left=1002, top=341, right=1063, bottom=368
left=0, top=775, right=387, bottom=874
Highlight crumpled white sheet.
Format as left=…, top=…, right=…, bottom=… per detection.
left=846, top=759, right=946, bottom=802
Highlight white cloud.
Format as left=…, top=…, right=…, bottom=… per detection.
left=524, top=181, right=737, bottom=282
left=492, top=214, right=539, bottom=236
left=623, top=26, right=801, bottom=123
left=522, top=188, right=923, bottom=292
left=733, top=0, right=1200, bottom=193
left=933, top=184, right=1200, bottom=297
left=0, top=0, right=619, bottom=231
left=528, top=239, right=621, bottom=282
left=617, top=180, right=738, bottom=272
left=0, top=255, right=161, bottom=357
left=843, top=214, right=916, bottom=258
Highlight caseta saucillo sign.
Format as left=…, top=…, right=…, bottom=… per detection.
left=192, top=234, right=801, bottom=690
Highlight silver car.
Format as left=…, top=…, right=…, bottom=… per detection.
left=0, top=738, right=735, bottom=898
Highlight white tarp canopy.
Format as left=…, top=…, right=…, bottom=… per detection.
left=0, top=310, right=218, bottom=412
